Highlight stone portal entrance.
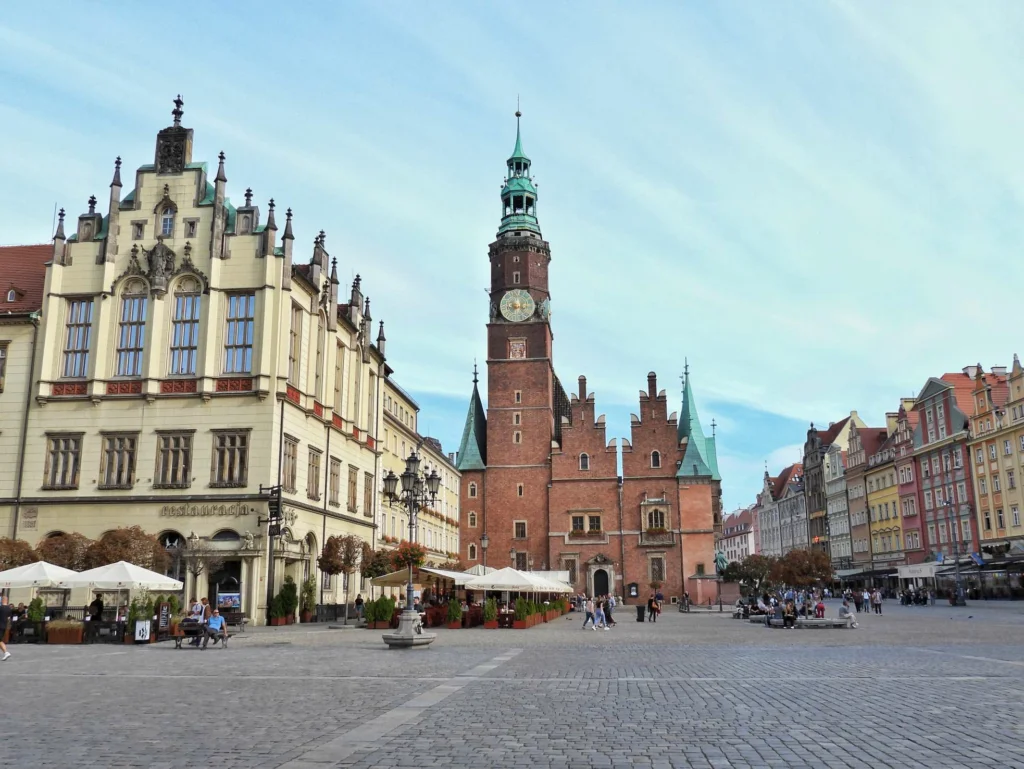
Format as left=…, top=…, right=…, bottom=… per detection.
left=593, top=568, right=609, bottom=597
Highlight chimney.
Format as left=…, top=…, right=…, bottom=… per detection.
left=647, top=371, right=657, bottom=398
left=578, top=375, right=587, bottom=402
left=992, top=366, right=1007, bottom=377
left=963, top=365, right=980, bottom=379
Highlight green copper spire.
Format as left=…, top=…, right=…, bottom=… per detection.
left=676, top=361, right=720, bottom=480
left=456, top=364, right=487, bottom=471
left=498, top=107, right=541, bottom=237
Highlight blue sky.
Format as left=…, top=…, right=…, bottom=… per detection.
left=2, top=3, right=1022, bottom=510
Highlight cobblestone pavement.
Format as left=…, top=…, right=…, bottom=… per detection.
left=2, top=600, right=1023, bottom=768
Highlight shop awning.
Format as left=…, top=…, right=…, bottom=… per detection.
left=370, top=566, right=477, bottom=588
left=463, top=567, right=574, bottom=594
left=835, top=568, right=865, bottom=578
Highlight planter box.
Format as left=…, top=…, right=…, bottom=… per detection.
left=368, top=621, right=391, bottom=629
left=48, top=627, right=84, bottom=644
left=300, top=611, right=313, bottom=623
left=285, top=615, right=295, bottom=625
left=483, top=620, right=499, bottom=629
left=269, top=617, right=288, bottom=626
left=512, top=619, right=527, bottom=629
left=447, top=621, right=461, bottom=630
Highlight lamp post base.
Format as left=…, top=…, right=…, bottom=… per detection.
left=382, top=609, right=436, bottom=649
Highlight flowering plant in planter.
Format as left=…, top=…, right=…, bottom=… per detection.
left=391, top=540, right=427, bottom=570
left=568, top=529, right=603, bottom=539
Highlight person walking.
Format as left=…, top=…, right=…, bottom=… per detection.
left=594, top=599, right=609, bottom=630
left=646, top=594, right=656, bottom=622
left=605, top=594, right=616, bottom=626
left=0, top=596, right=12, bottom=661
left=872, top=589, right=883, bottom=615
left=581, top=597, right=596, bottom=630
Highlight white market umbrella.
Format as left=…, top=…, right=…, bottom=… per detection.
left=464, top=567, right=547, bottom=593
left=463, top=564, right=496, bottom=576
left=0, top=561, right=77, bottom=589
left=58, top=561, right=183, bottom=591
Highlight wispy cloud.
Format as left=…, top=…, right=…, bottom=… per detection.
left=2, top=2, right=1022, bottom=507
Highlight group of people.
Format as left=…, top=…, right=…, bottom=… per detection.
left=185, top=596, right=227, bottom=649
left=843, top=588, right=885, bottom=614
left=579, top=594, right=616, bottom=630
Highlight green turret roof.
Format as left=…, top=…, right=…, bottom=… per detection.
left=498, top=110, right=541, bottom=237
left=456, top=367, right=487, bottom=472
left=676, top=364, right=721, bottom=480
left=510, top=114, right=529, bottom=163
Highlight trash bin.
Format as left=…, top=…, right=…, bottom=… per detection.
left=636, top=605, right=645, bottom=622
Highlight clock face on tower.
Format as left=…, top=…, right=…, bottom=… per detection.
left=500, top=289, right=535, bottom=322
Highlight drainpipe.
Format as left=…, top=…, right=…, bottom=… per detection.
left=320, top=423, right=331, bottom=607
left=617, top=476, right=625, bottom=600
left=11, top=312, right=40, bottom=540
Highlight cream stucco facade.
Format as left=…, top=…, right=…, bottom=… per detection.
left=379, top=378, right=461, bottom=565
left=0, top=101, right=444, bottom=622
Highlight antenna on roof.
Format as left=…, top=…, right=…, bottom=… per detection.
left=51, top=202, right=57, bottom=237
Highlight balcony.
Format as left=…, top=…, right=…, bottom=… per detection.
left=639, top=529, right=676, bottom=546
left=565, top=529, right=608, bottom=545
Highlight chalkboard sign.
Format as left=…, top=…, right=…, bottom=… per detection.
left=157, top=602, right=171, bottom=631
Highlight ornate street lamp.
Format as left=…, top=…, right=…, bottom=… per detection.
left=381, top=451, right=442, bottom=647
left=480, top=531, right=489, bottom=569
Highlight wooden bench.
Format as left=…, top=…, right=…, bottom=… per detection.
left=173, top=623, right=232, bottom=649
left=221, top=611, right=248, bottom=632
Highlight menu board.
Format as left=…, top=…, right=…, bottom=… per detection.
left=157, top=602, right=171, bottom=630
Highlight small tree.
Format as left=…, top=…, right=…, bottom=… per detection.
left=84, top=526, right=168, bottom=571
left=0, top=538, right=39, bottom=571
left=734, top=554, right=777, bottom=595
left=361, top=548, right=392, bottom=600
left=35, top=532, right=92, bottom=571
left=178, top=536, right=225, bottom=598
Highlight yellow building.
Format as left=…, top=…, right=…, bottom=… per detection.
left=866, top=418, right=901, bottom=575
left=967, top=361, right=1024, bottom=550
left=1, top=99, right=401, bottom=622
left=379, top=377, right=460, bottom=565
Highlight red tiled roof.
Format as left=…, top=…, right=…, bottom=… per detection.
left=940, top=372, right=978, bottom=420
left=858, top=427, right=888, bottom=457
left=772, top=462, right=802, bottom=500
left=0, top=244, right=50, bottom=314
left=818, top=416, right=851, bottom=446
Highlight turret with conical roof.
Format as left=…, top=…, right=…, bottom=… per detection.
left=676, top=361, right=720, bottom=480
left=456, top=365, right=487, bottom=471
left=497, top=108, right=541, bottom=237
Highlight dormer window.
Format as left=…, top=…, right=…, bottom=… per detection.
left=132, top=222, right=144, bottom=240
left=161, top=207, right=174, bottom=237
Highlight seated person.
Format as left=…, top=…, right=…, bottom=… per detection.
left=754, top=597, right=769, bottom=615
left=782, top=601, right=797, bottom=628
left=201, top=608, right=227, bottom=649
left=814, top=600, right=826, bottom=619
left=838, top=600, right=859, bottom=628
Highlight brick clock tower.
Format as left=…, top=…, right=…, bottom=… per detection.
left=457, top=113, right=722, bottom=603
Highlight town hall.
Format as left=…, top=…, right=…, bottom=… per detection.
left=455, top=113, right=723, bottom=605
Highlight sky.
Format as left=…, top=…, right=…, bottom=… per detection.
left=2, top=2, right=1023, bottom=511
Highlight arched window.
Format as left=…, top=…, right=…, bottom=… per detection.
left=579, top=453, right=590, bottom=471
left=161, top=207, right=174, bottom=237
left=170, top=277, right=201, bottom=375
left=468, top=482, right=477, bottom=498
left=468, top=544, right=477, bottom=561
left=647, top=509, right=666, bottom=530
left=116, top=280, right=148, bottom=377
left=211, top=529, right=240, bottom=542
left=651, top=451, right=661, bottom=469
left=6, top=289, right=14, bottom=302
left=468, top=512, right=477, bottom=528
left=239, top=214, right=251, bottom=234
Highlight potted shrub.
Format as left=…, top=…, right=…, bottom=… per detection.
left=483, top=598, right=498, bottom=629
left=280, top=576, right=299, bottom=624
left=367, top=596, right=395, bottom=629
left=446, top=600, right=463, bottom=630
left=513, top=598, right=529, bottom=629
left=269, top=595, right=288, bottom=626
left=300, top=576, right=317, bottom=623
left=47, top=619, right=84, bottom=644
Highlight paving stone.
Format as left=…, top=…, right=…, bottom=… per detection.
left=1, top=601, right=1022, bottom=767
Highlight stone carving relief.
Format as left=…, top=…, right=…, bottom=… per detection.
left=145, top=240, right=176, bottom=295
